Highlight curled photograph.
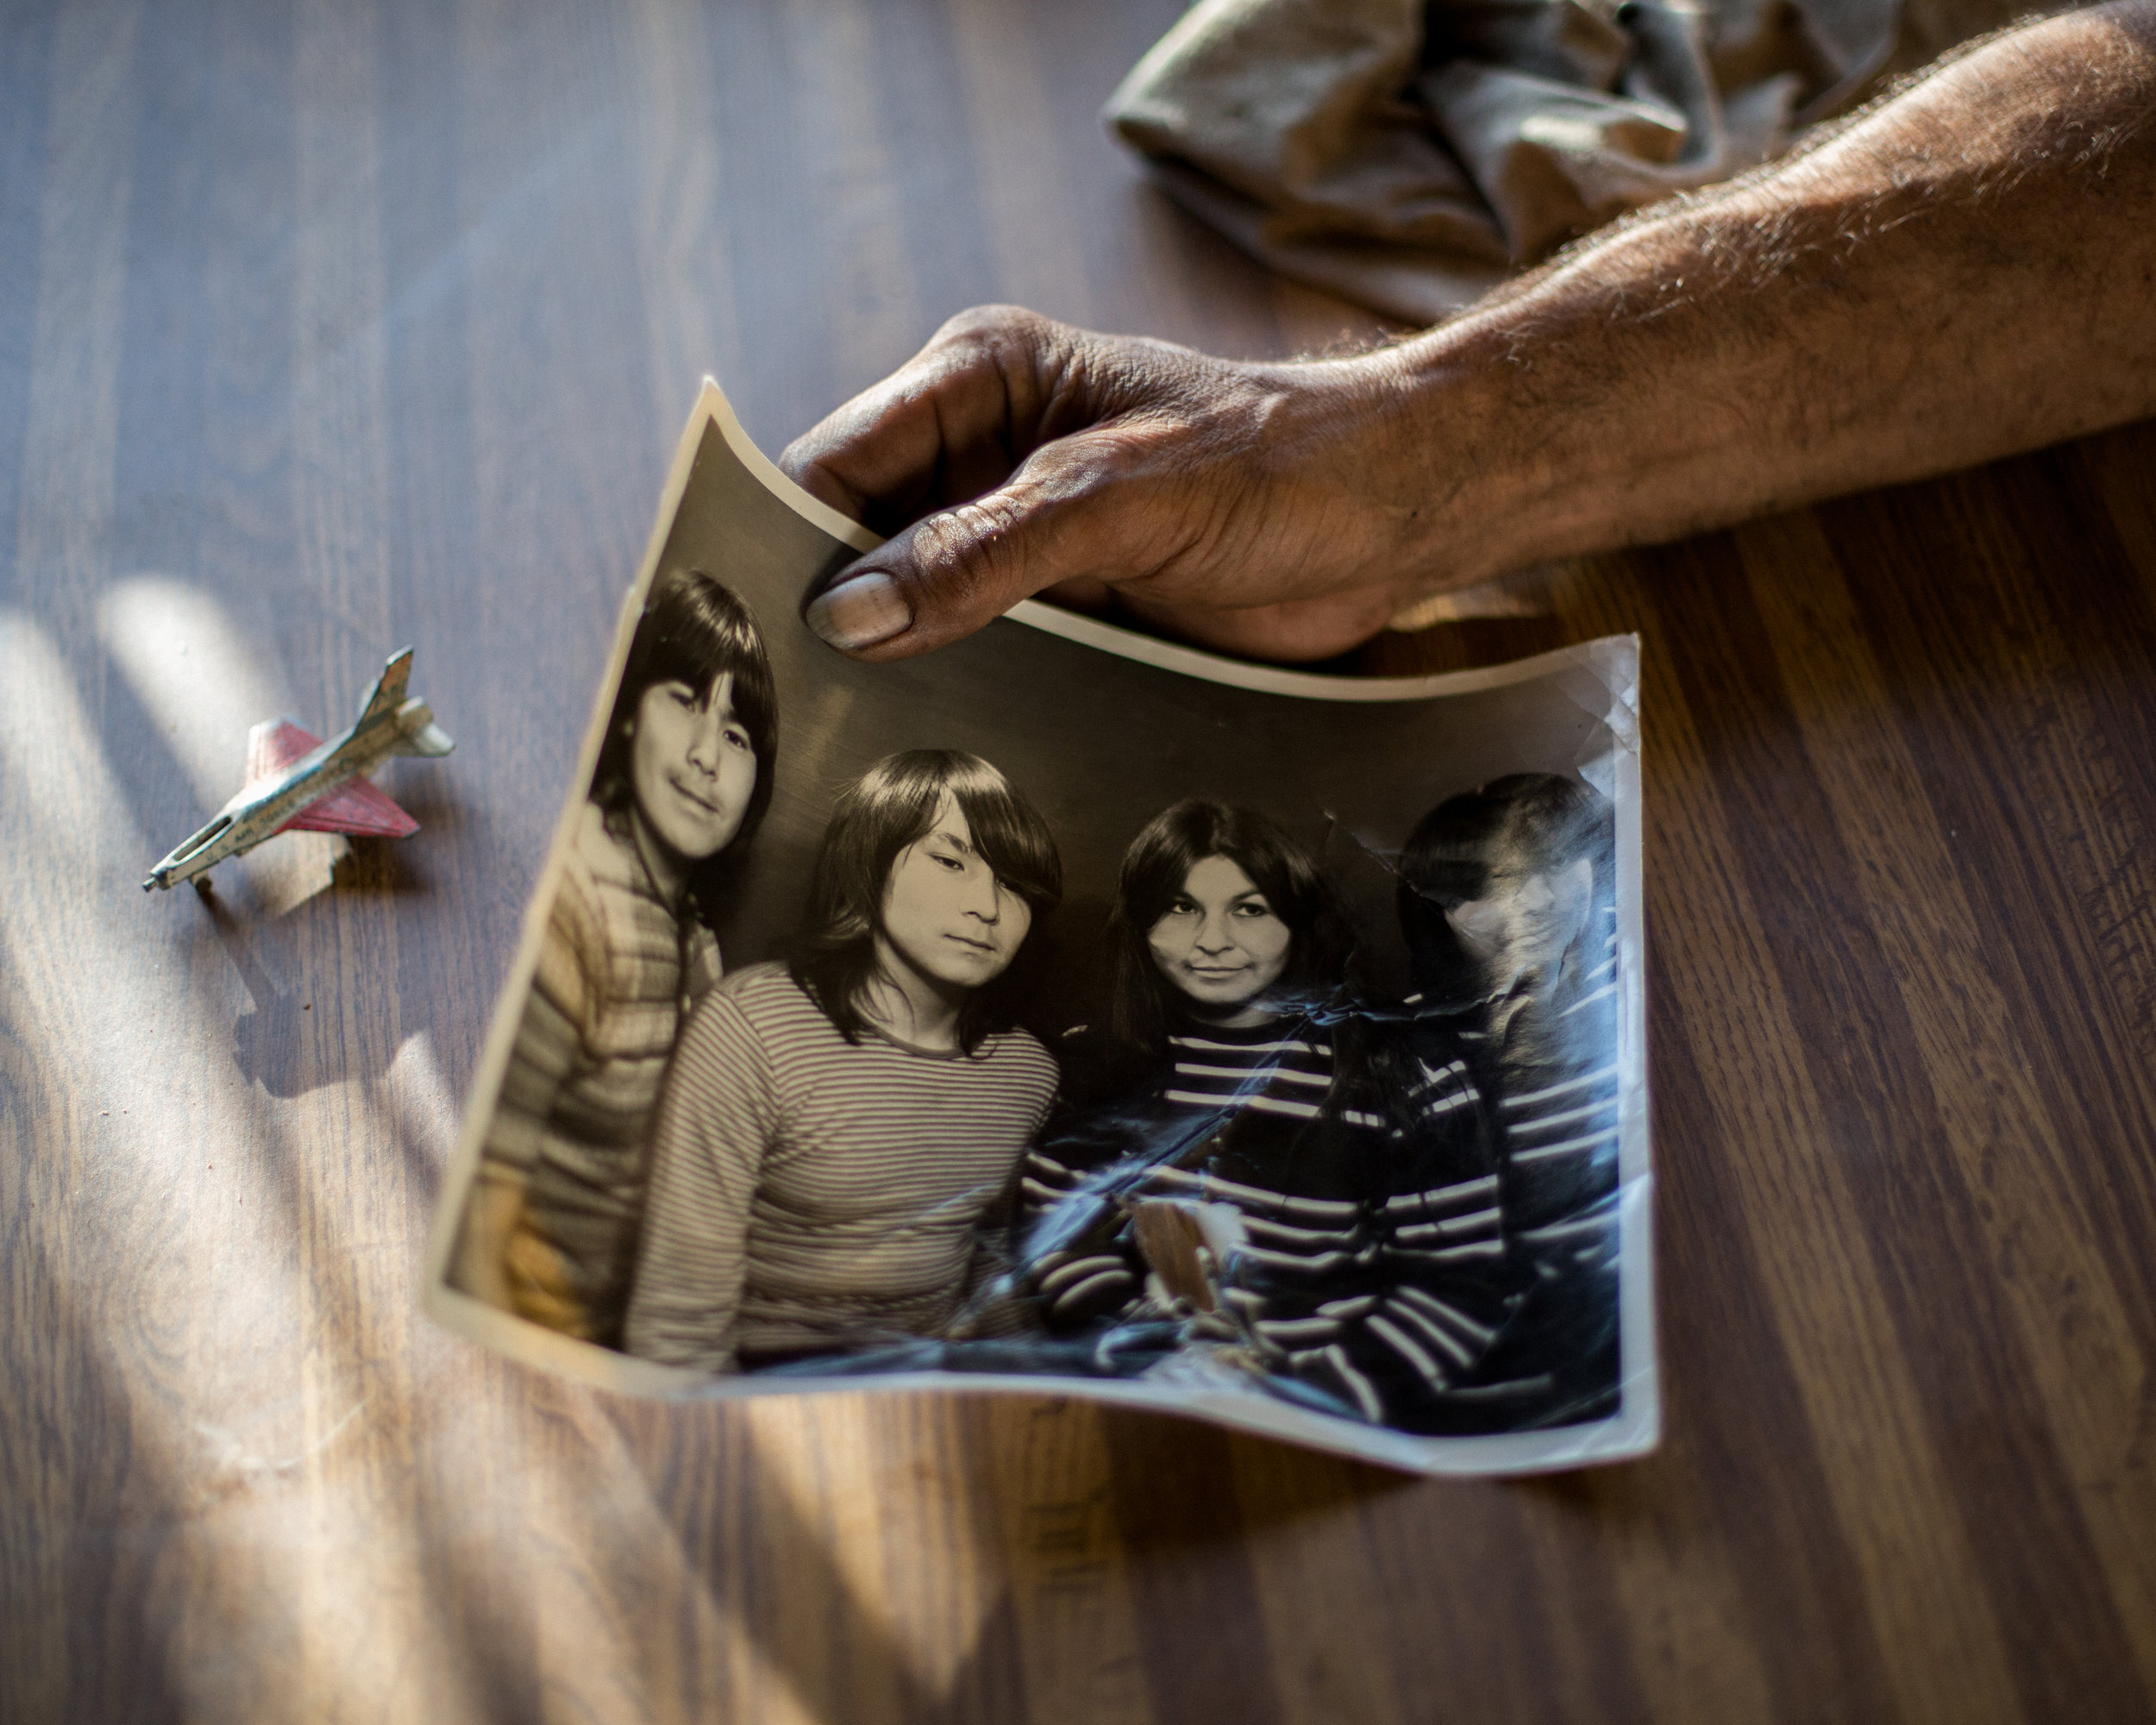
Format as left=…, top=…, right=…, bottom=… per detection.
left=424, top=382, right=1652, bottom=1476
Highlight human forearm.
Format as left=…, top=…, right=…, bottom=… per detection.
left=785, top=1, right=2156, bottom=663
left=1377, top=0, right=2156, bottom=586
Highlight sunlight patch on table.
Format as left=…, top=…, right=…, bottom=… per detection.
left=7, top=620, right=800, bottom=1716
left=0, top=607, right=450, bottom=1718
left=97, top=574, right=291, bottom=803
left=98, top=574, right=346, bottom=913
left=746, top=1395, right=1007, bottom=1709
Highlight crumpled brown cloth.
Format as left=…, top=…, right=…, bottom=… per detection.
left=1106, top=0, right=1908, bottom=322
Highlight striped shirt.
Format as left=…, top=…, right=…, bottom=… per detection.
left=1013, top=1013, right=1514, bottom=1428
left=482, top=800, right=720, bottom=1342
left=1440, top=905, right=1624, bottom=1422
left=625, top=963, right=1058, bottom=1374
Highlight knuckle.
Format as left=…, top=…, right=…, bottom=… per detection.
left=931, top=303, right=1056, bottom=362
left=909, top=499, right=1021, bottom=607
left=778, top=427, right=841, bottom=480
left=1075, top=422, right=1164, bottom=477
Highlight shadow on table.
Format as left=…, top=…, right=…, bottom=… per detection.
left=191, top=828, right=451, bottom=1100
left=591, top=1386, right=1418, bottom=1722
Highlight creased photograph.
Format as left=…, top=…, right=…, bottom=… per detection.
left=423, top=382, right=1654, bottom=1476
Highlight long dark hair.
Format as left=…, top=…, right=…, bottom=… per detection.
left=1103, top=800, right=1355, bottom=1065
left=1396, top=773, right=1614, bottom=1008
left=790, top=750, right=1062, bottom=1053
left=591, top=568, right=778, bottom=929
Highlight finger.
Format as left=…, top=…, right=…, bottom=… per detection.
left=779, top=304, right=1069, bottom=524
left=803, top=438, right=1176, bottom=660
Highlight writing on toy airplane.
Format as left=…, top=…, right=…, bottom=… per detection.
left=144, top=648, right=454, bottom=892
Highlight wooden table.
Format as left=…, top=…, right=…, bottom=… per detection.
left=5, top=1, right=2152, bottom=1719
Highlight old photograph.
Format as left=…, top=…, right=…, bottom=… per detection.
left=423, top=383, right=1653, bottom=1475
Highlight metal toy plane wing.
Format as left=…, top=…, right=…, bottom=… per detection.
left=144, top=647, right=454, bottom=892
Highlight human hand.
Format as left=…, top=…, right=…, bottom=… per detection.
left=780, top=306, right=1476, bottom=663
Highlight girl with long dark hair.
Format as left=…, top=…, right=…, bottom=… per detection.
left=457, top=568, right=778, bottom=1346
left=624, top=750, right=1063, bottom=1373
left=1397, top=772, right=1623, bottom=1427
left=1009, top=800, right=1513, bottom=1430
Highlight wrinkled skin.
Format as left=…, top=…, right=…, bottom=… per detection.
left=783, top=311, right=1441, bottom=662
left=782, top=0, right=2156, bottom=666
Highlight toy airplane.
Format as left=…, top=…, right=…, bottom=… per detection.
left=143, top=647, right=453, bottom=892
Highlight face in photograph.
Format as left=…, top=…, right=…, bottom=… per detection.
left=1444, top=853, right=1593, bottom=977
left=1145, top=854, right=1292, bottom=1024
left=789, top=749, right=1062, bottom=1053
left=1103, top=800, right=1351, bottom=1056
left=877, top=794, right=1034, bottom=994
left=1396, top=773, right=1613, bottom=1004
left=630, top=669, right=759, bottom=866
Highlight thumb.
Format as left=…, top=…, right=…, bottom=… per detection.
left=802, top=455, right=1128, bottom=660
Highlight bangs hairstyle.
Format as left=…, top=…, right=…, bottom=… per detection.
left=590, top=568, right=778, bottom=926
left=791, top=750, right=1062, bottom=1053
left=1396, top=773, right=1614, bottom=1000
left=1106, top=800, right=1354, bottom=1060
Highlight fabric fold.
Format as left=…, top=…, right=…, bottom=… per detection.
left=1106, top=0, right=1905, bottom=323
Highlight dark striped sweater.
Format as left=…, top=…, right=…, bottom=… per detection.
left=1440, top=905, right=1625, bottom=1423
left=1012, top=1012, right=1515, bottom=1428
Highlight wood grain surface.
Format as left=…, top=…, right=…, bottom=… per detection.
left=3, top=1, right=2152, bottom=1720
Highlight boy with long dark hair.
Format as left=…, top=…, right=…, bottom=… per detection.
left=457, top=568, right=776, bottom=1346
left=624, top=750, right=1062, bottom=1373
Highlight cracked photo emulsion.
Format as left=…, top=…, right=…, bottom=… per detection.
left=423, top=382, right=1654, bottom=1475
